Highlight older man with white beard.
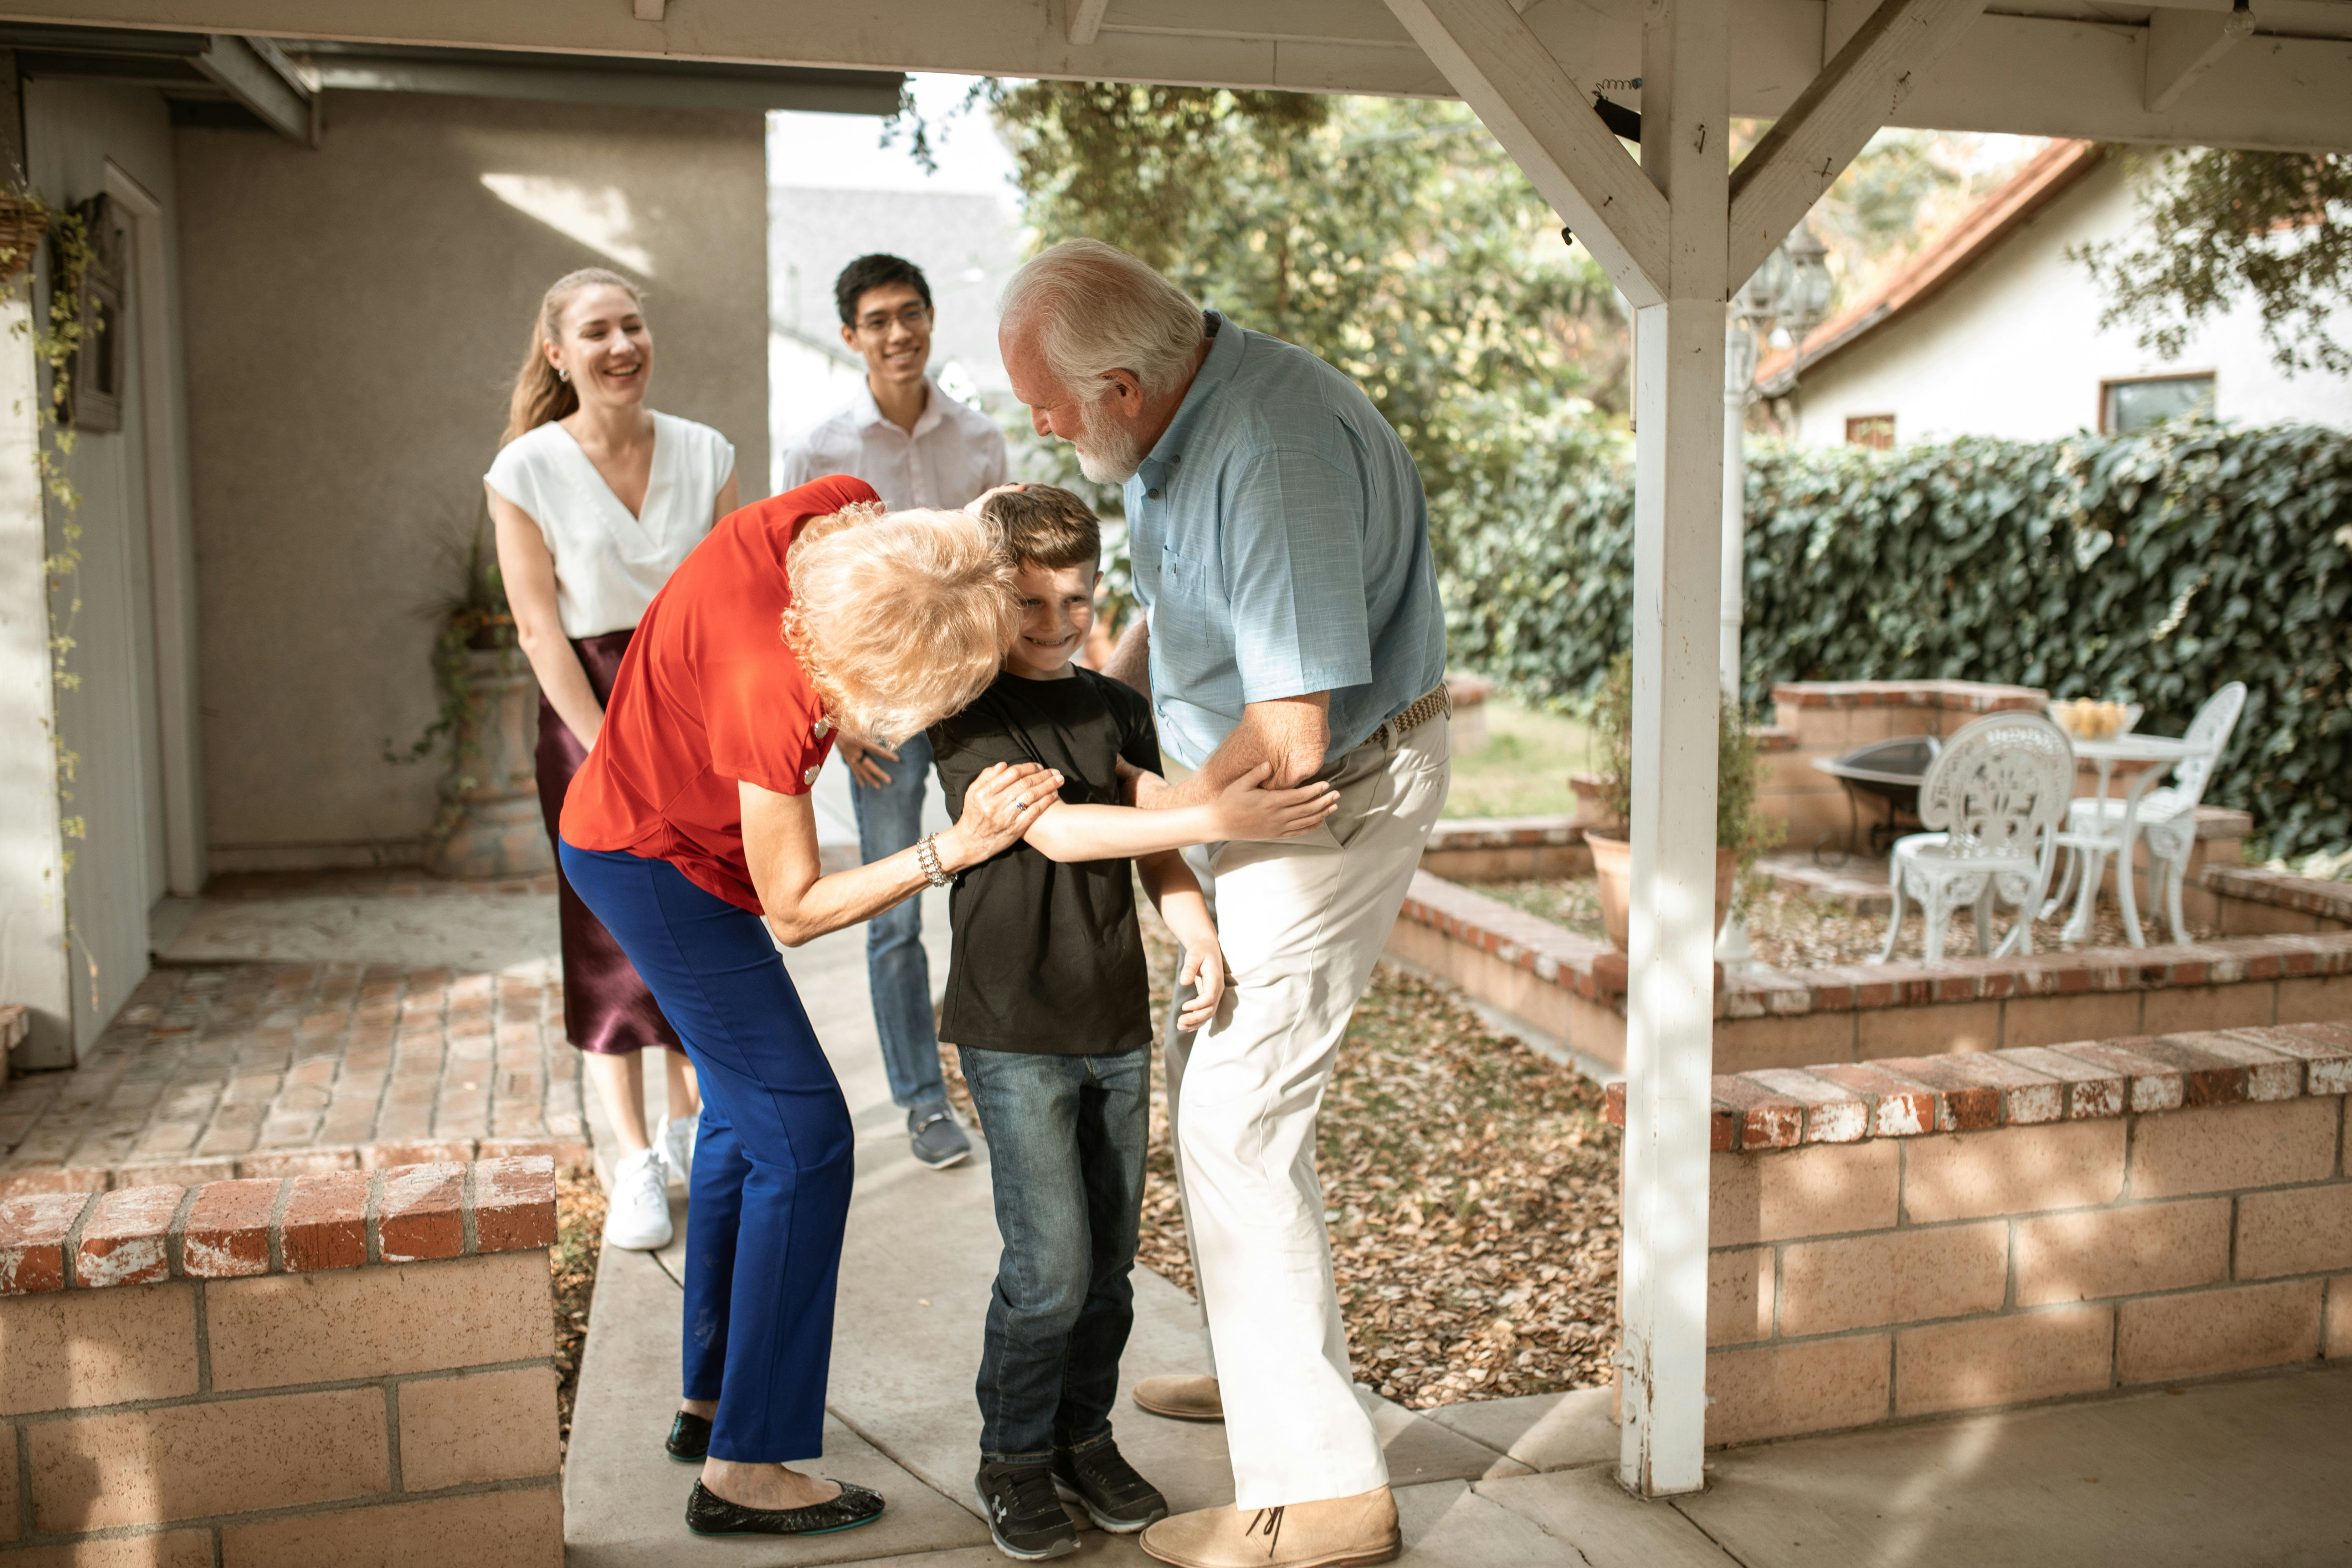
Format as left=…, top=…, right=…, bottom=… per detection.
left=999, top=240, right=1449, bottom=1568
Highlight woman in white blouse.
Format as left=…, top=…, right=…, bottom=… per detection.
left=486, top=267, right=739, bottom=1252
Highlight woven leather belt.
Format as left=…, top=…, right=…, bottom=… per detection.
left=1370, top=684, right=1451, bottom=748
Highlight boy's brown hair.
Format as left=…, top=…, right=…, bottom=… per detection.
left=979, top=484, right=1101, bottom=572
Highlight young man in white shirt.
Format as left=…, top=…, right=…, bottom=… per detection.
left=777, top=254, right=1010, bottom=1171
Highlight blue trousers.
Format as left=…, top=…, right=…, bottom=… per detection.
left=559, top=840, right=853, bottom=1464
left=849, top=730, right=949, bottom=1112
left=959, top=1044, right=1148, bottom=1463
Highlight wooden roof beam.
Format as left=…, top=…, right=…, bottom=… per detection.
left=2146, top=2, right=2257, bottom=113
left=1383, top=0, right=1669, bottom=305
left=1726, top=0, right=1988, bottom=289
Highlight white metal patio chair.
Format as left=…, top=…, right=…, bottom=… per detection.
left=1874, top=712, right=2075, bottom=964
left=2047, top=682, right=2247, bottom=946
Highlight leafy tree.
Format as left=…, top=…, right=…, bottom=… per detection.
left=2075, top=150, right=2352, bottom=376
left=976, top=82, right=1627, bottom=565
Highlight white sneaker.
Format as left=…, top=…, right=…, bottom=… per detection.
left=657, top=1114, right=696, bottom=1187
left=603, top=1146, right=674, bottom=1251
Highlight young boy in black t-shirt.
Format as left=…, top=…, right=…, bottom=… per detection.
left=930, top=487, right=1337, bottom=1562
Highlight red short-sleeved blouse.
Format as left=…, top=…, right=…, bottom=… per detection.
left=559, top=475, right=875, bottom=913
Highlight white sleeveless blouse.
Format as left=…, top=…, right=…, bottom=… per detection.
left=485, top=412, right=736, bottom=638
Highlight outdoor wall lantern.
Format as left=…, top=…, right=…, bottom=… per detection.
left=1717, top=216, right=1832, bottom=965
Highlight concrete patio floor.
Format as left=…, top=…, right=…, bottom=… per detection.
left=561, top=878, right=2352, bottom=1568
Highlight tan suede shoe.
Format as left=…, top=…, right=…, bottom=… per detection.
left=1132, top=1374, right=1224, bottom=1422
left=1140, top=1487, right=1400, bottom=1568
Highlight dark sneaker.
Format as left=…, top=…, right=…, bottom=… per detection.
left=974, top=1459, right=1080, bottom=1560
left=665, top=1409, right=710, bottom=1462
left=684, top=1477, right=884, bottom=1537
left=1053, top=1439, right=1169, bottom=1533
left=909, top=1105, right=972, bottom=1169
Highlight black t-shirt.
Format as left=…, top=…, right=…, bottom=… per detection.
left=929, top=666, right=1162, bottom=1055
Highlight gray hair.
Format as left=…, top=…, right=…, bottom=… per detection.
left=1000, top=239, right=1205, bottom=405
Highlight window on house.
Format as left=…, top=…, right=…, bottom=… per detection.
left=2101, top=374, right=2214, bottom=435
left=1845, top=415, right=1895, bottom=451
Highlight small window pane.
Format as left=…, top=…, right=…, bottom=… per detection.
left=1845, top=414, right=1894, bottom=451
left=2104, top=375, right=2213, bottom=434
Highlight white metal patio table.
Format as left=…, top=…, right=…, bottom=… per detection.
left=2062, top=732, right=2197, bottom=947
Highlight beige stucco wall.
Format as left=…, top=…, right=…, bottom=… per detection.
left=176, top=92, right=768, bottom=865
left=1787, top=157, right=2352, bottom=447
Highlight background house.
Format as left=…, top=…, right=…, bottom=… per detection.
left=1758, top=139, right=2352, bottom=446
left=0, top=29, right=899, bottom=1066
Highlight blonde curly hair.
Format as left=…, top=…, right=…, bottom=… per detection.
left=782, top=503, right=1017, bottom=746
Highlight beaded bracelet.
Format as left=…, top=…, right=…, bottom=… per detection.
left=916, top=832, right=953, bottom=888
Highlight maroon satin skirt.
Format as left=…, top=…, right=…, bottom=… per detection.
left=536, top=629, right=685, bottom=1056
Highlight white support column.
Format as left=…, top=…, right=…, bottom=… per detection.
left=1619, top=0, right=1729, bottom=1500
left=0, top=292, right=75, bottom=1069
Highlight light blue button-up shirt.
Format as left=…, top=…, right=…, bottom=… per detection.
left=1125, top=314, right=1447, bottom=771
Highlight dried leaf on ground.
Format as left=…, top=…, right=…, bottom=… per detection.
left=1137, top=906, right=1621, bottom=1409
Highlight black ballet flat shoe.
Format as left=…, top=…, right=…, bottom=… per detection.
left=665, top=1410, right=712, bottom=1463
left=684, top=1479, right=885, bottom=1537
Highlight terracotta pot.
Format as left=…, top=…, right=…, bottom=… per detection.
left=1568, top=772, right=1623, bottom=833
left=1586, top=832, right=1739, bottom=953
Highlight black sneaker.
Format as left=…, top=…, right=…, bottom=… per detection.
left=665, top=1410, right=710, bottom=1463
left=973, top=1459, right=1080, bottom=1560
left=910, top=1105, right=972, bottom=1169
left=1052, top=1439, right=1168, bottom=1533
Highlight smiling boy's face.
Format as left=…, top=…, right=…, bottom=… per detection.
left=1006, top=558, right=1100, bottom=680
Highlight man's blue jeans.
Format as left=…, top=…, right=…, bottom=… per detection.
left=959, top=1044, right=1148, bottom=1463
left=850, top=729, right=948, bottom=1111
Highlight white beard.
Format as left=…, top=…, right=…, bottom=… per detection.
left=1074, top=420, right=1144, bottom=486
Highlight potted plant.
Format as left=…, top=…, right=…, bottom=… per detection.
left=395, top=513, right=553, bottom=879
left=1582, top=651, right=1778, bottom=952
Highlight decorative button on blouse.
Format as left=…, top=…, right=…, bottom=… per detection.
left=804, top=764, right=820, bottom=786
left=813, top=717, right=832, bottom=737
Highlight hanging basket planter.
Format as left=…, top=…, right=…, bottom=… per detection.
left=0, top=194, right=49, bottom=287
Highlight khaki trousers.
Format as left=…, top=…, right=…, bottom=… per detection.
left=1167, top=715, right=1450, bottom=1507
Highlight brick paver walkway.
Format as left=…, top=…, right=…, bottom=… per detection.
left=0, top=960, right=585, bottom=1198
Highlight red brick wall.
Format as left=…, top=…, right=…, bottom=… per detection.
left=1606, top=1026, right=2352, bottom=1444
left=0, top=1157, right=562, bottom=1563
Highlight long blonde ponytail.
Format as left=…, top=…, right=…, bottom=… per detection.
left=502, top=267, right=643, bottom=445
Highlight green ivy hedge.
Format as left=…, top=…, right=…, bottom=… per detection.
left=1443, top=420, right=2352, bottom=857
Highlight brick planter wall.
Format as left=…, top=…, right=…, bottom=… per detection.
left=1388, top=870, right=2352, bottom=1073
left=1602, top=1025, right=2352, bottom=1446
left=1420, top=816, right=1591, bottom=883
left=0, top=1158, right=562, bottom=1564
left=2202, top=866, right=2352, bottom=936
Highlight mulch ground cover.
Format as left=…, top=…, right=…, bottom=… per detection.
left=554, top=1166, right=606, bottom=1458
left=1129, top=910, right=1622, bottom=1410
left=1477, top=875, right=2217, bottom=967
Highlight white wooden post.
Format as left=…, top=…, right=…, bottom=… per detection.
left=1618, top=0, right=1729, bottom=1499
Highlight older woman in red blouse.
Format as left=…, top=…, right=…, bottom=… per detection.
left=560, top=475, right=1057, bottom=1542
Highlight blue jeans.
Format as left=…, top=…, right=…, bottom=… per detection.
left=851, top=729, right=949, bottom=1111
left=959, top=1044, right=1149, bottom=1464
left=559, top=841, right=853, bottom=1465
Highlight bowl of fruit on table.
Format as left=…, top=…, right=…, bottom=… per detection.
left=2048, top=697, right=2143, bottom=740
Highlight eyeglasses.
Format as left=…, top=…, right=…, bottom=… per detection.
left=854, top=304, right=933, bottom=335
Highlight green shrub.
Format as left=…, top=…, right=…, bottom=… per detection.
left=1445, top=419, right=2352, bottom=857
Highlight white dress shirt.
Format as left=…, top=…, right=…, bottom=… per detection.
left=776, top=374, right=1009, bottom=511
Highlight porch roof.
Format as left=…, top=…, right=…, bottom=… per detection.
left=10, top=0, right=2352, bottom=154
